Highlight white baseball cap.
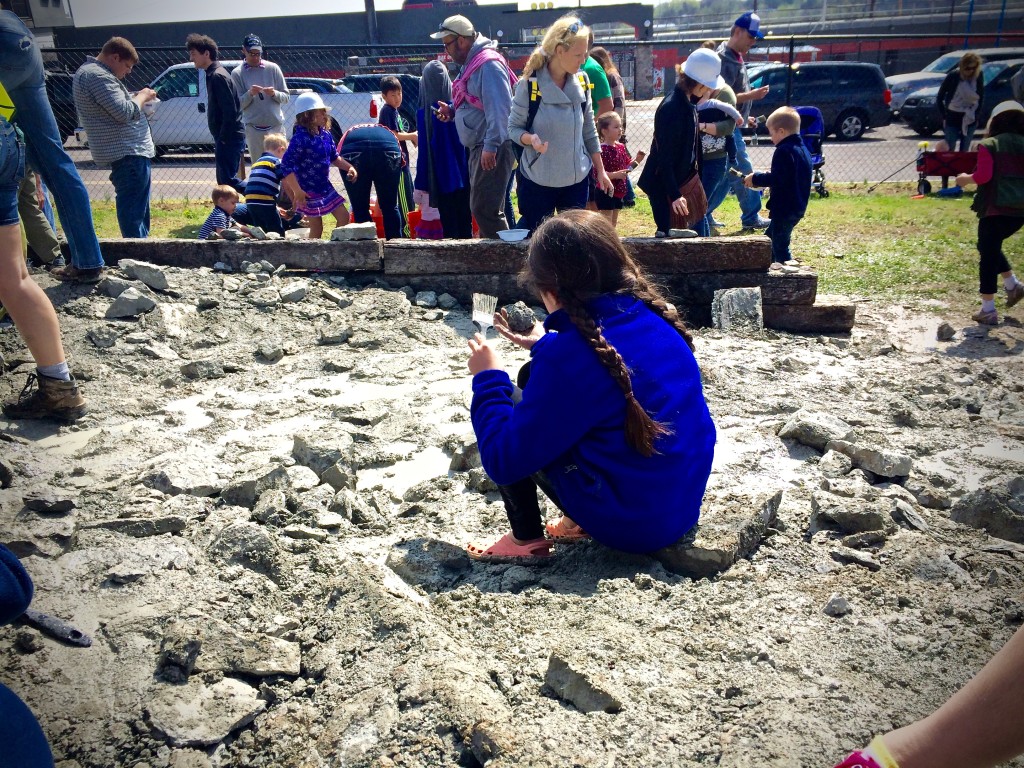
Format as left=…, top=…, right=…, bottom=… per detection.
left=430, top=15, right=475, bottom=40
left=684, top=48, right=726, bottom=90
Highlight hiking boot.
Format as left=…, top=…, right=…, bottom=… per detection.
left=51, top=264, right=103, bottom=284
left=971, top=308, right=999, bottom=326
left=1006, top=282, right=1024, bottom=309
left=3, top=373, right=87, bottom=422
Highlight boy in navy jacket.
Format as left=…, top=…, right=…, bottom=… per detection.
left=743, top=106, right=812, bottom=267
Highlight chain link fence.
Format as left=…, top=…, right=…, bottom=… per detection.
left=36, top=34, right=1024, bottom=204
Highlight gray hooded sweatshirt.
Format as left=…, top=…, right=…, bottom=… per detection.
left=453, top=35, right=514, bottom=153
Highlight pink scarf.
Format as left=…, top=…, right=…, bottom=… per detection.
left=451, top=47, right=518, bottom=111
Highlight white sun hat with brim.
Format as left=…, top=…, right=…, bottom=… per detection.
left=294, top=92, right=331, bottom=115
left=683, top=48, right=726, bottom=91
left=990, top=100, right=1024, bottom=120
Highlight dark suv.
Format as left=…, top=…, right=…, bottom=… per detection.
left=45, top=71, right=79, bottom=141
left=748, top=62, right=892, bottom=140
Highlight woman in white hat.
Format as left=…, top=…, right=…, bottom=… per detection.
left=956, top=100, right=1024, bottom=325
left=280, top=91, right=358, bottom=239
left=638, top=48, right=725, bottom=237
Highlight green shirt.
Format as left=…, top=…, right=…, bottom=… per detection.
left=582, top=56, right=612, bottom=114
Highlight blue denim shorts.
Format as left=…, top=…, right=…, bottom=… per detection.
left=0, top=116, right=25, bottom=226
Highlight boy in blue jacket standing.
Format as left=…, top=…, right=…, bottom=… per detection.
left=743, top=106, right=812, bottom=268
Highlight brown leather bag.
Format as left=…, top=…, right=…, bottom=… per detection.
left=671, top=170, right=708, bottom=230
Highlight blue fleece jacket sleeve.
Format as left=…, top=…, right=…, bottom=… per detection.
left=0, top=544, right=33, bottom=625
left=470, top=333, right=612, bottom=486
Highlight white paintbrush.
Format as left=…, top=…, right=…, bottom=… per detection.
left=472, top=293, right=498, bottom=338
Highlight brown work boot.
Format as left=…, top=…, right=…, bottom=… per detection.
left=50, top=264, right=103, bottom=284
left=3, top=373, right=87, bottom=422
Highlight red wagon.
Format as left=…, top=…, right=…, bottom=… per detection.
left=916, top=150, right=977, bottom=195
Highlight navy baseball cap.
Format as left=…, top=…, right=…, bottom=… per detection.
left=734, top=12, right=765, bottom=40
left=243, top=34, right=263, bottom=52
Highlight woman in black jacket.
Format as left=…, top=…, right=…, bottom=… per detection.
left=638, top=48, right=724, bottom=237
left=937, top=52, right=985, bottom=152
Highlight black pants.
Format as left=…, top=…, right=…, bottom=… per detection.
left=977, top=215, right=1024, bottom=295
left=646, top=188, right=672, bottom=234
left=245, top=202, right=285, bottom=235
left=495, top=361, right=566, bottom=540
left=437, top=186, right=473, bottom=239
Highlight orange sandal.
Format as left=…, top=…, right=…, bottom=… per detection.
left=545, top=516, right=592, bottom=542
left=466, top=533, right=553, bottom=564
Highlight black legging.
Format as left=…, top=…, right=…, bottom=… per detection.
left=977, top=215, right=1024, bottom=294
left=495, top=361, right=566, bottom=541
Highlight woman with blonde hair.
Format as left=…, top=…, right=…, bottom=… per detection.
left=938, top=51, right=985, bottom=152
left=508, top=16, right=614, bottom=233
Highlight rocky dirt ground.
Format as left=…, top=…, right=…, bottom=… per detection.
left=1, top=260, right=1023, bottom=768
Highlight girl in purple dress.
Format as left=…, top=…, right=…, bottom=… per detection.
left=281, top=93, right=357, bottom=239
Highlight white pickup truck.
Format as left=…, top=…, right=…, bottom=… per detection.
left=143, top=62, right=380, bottom=154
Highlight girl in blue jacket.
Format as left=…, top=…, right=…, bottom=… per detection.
left=466, top=209, right=716, bottom=562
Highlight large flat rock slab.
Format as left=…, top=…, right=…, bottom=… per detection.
left=384, top=235, right=771, bottom=276
left=653, top=488, right=783, bottom=577
left=90, top=238, right=383, bottom=271
left=763, top=295, right=857, bottom=333
left=661, top=269, right=818, bottom=307
left=147, top=678, right=266, bottom=748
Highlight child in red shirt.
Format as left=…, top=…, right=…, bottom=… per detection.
left=591, top=112, right=643, bottom=228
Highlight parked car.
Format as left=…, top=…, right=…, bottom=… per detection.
left=341, top=73, right=419, bottom=129
left=144, top=62, right=378, bottom=154
left=45, top=71, right=79, bottom=141
left=887, top=46, right=1024, bottom=116
left=900, top=59, right=1024, bottom=137
left=284, top=77, right=353, bottom=94
left=746, top=61, right=892, bottom=140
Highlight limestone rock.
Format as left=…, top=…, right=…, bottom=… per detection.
left=106, top=287, right=157, bottom=319
left=811, top=491, right=887, bottom=533
left=208, top=521, right=285, bottom=582
left=180, top=360, right=225, bottom=380
left=321, top=289, right=353, bottom=309
left=654, top=489, right=783, bottom=577
left=156, top=620, right=202, bottom=683
left=320, top=460, right=356, bottom=491
left=448, top=436, right=481, bottom=472
left=318, top=325, right=351, bottom=345
left=830, top=546, right=881, bottom=571
left=87, top=326, right=120, bottom=348
left=331, top=222, right=377, bottom=241
left=890, top=498, right=929, bottom=531
left=293, top=430, right=355, bottom=476
left=147, top=678, right=265, bottom=748
left=4, top=515, right=76, bottom=558
left=544, top=652, right=623, bottom=713
left=503, top=301, right=536, bottom=333
left=823, top=594, right=852, bottom=617
left=22, top=489, right=77, bottom=514
left=279, top=283, right=307, bottom=303
left=119, top=259, right=170, bottom=291
left=86, top=515, right=187, bottom=538
left=437, top=293, right=459, bottom=310
left=904, top=476, right=952, bottom=510
left=414, top=291, right=437, bottom=308
left=819, top=449, right=853, bottom=477
left=936, top=322, right=956, bottom=341
left=950, top=476, right=1024, bottom=543
left=144, top=459, right=224, bottom=497
left=252, top=489, right=289, bottom=526
left=712, top=287, right=763, bottom=332
left=221, top=465, right=289, bottom=509
left=256, top=343, right=284, bottom=363
left=248, top=288, right=281, bottom=308
left=780, top=409, right=856, bottom=451
left=385, top=538, right=471, bottom=592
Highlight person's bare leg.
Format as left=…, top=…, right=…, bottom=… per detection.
left=307, top=215, right=323, bottom=239
left=882, top=625, right=1024, bottom=768
left=0, top=223, right=65, bottom=366
left=333, top=207, right=350, bottom=227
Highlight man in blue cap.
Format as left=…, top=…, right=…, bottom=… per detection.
left=231, top=34, right=289, bottom=159
left=715, top=11, right=771, bottom=231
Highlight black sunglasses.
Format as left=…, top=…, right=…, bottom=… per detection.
left=560, top=20, right=582, bottom=41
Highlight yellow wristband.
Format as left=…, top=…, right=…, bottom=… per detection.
left=866, top=736, right=900, bottom=768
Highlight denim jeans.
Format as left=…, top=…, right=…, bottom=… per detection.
left=943, top=121, right=976, bottom=153
left=109, top=155, right=150, bottom=238
left=516, top=174, right=589, bottom=234
left=767, top=216, right=800, bottom=264
left=700, top=155, right=730, bottom=233
left=0, top=10, right=103, bottom=269
left=726, top=134, right=764, bottom=227
left=341, top=148, right=403, bottom=239
left=214, top=138, right=245, bottom=192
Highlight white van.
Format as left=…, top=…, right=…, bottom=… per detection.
left=145, top=62, right=379, bottom=154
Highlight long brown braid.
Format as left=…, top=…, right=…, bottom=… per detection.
left=522, top=210, right=693, bottom=457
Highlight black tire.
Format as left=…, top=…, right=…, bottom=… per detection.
left=918, top=179, right=932, bottom=195
left=835, top=109, right=868, bottom=141
left=820, top=188, right=830, bottom=198
left=913, top=124, right=938, bottom=137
